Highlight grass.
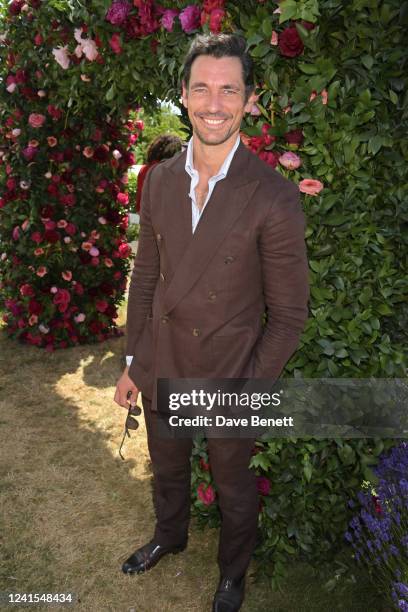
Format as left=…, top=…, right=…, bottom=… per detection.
left=0, top=302, right=391, bottom=612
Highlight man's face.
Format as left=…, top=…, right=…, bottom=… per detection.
left=182, top=55, right=256, bottom=147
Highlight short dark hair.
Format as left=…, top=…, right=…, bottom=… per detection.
left=146, top=134, right=183, bottom=163
left=181, top=34, right=254, bottom=101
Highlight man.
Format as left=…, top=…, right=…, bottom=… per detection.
left=114, top=34, right=309, bottom=612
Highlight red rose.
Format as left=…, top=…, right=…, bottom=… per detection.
left=20, top=284, right=35, bottom=297
left=31, top=231, right=43, bottom=244
left=199, top=457, right=210, bottom=471
left=118, top=243, right=132, bottom=258
left=197, top=482, right=216, bottom=505
left=284, top=128, right=304, bottom=145
left=29, top=299, right=43, bottom=315
left=9, top=1, right=24, bottom=16
left=258, top=150, right=280, bottom=168
left=278, top=26, right=304, bottom=58
left=109, top=33, right=122, bottom=55
left=93, top=145, right=110, bottom=163
left=95, top=299, right=108, bottom=313
left=256, top=476, right=271, bottom=496
left=44, top=229, right=60, bottom=243
left=209, top=8, right=225, bottom=33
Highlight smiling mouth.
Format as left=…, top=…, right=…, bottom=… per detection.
left=199, top=116, right=229, bottom=127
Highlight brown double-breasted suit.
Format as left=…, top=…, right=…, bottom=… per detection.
left=125, top=140, right=309, bottom=579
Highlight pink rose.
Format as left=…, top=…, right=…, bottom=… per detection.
left=161, top=8, right=178, bottom=32
left=299, top=178, right=324, bottom=196
left=34, top=248, right=44, bottom=256
left=89, top=246, right=100, bottom=257
left=106, top=0, right=132, bottom=25
left=250, top=104, right=261, bottom=116
left=36, top=266, right=48, bottom=277
left=47, top=136, right=58, bottom=147
left=74, top=313, right=86, bottom=323
left=116, top=192, right=129, bottom=205
left=52, top=46, right=70, bottom=70
left=197, top=482, right=216, bottom=505
left=109, top=33, right=122, bottom=54
left=179, top=5, right=201, bottom=33
left=12, top=226, right=20, bottom=240
left=28, top=113, right=46, bottom=128
left=279, top=151, right=302, bottom=170
left=270, top=30, right=278, bottom=45
left=104, top=257, right=113, bottom=267
left=62, top=270, right=72, bottom=281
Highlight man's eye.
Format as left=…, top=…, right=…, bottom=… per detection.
left=223, top=89, right=236, bottom=95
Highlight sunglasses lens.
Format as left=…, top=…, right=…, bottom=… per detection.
left=129, top=405, right=142, bottom=417
left=126, top=416, right=139, bottom=430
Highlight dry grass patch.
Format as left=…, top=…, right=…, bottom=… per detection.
left=0, top=305, right=385, bottom=611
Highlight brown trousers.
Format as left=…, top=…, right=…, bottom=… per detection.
left=142, top=396, right=259, bottom=579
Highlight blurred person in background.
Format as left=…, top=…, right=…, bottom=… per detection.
left=135, top=134, right=184, bottom=213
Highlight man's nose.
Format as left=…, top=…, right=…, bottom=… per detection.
left=206, top=91, right=223, bottom=113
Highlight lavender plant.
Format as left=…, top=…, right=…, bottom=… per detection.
left=345, top=442, right=408, bottom=611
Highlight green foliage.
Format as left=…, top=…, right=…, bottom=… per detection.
left=132, top=105, right=188, bottom=163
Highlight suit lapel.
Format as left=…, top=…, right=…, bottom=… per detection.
left=163, top=142, right=259, bottom=315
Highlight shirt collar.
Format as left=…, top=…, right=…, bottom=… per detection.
left=185, top=134, right=241, bottom=180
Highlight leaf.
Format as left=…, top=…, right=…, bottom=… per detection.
left=389, top=89, right=398, bottom=105
left=279, top=0, right=298, bottom=24
left=361, top=55, right=374, bottom=70
left=105, top=84, right=115, bottom=101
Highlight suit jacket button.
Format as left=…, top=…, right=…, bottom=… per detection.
left=192, top=328, right=201, bottom=337
left=224, top=255, right=235, bottom=264
left=161, top=315, right=169, bottom=324
left=160, top=272, right=165, bottom=282
left=208, top=291, right=217, bottom=301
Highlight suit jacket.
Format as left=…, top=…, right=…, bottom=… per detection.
left=126, top=141, right=310, bottom=411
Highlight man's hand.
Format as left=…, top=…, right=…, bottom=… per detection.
left=114, top=366, right=139, bottom=409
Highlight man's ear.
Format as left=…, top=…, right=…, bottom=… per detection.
left=181, top=80, right=188, bottom=109
left=244, top=91, right=259, bottom=114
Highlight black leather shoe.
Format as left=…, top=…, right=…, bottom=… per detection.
left=122, top=540, right=186, bottom=575
left=212, top=575, right=245, bottom=612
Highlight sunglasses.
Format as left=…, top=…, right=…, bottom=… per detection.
left=118, top=403, right=142, bottom=461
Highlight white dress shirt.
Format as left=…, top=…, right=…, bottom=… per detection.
left=126, top=134, right=241, bottom=367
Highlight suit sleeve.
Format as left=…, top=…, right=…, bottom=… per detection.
left=252, top=183, right=309, bottom=379
left=125, top=165, right=160, bottom=357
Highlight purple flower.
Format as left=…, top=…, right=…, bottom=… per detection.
left=395, top=583, right=408, bottom=597
left=344, top=531, right=353, bottom=543
left=179, top=4, right=201, bottom=33
left=161, top=8, right=179, bottom=32
left=106, top=0, right=132, bottom=25
left=398, top=601, right=408, bottom=612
